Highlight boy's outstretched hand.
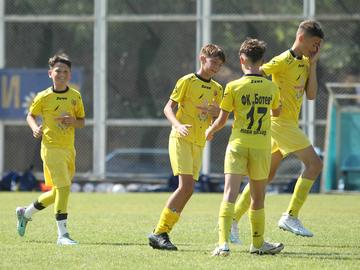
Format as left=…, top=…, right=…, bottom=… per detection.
left=205, top=127, right=214, bottom=141
left=207, top=100, right=220, bottom=118
left=55, top=114, right=75, bottom=127
left=32, top=125, right=43, bottom=138
left=196, top=100, right=220, bottom=118
left=309, top=40, right=323, bottom=64
left=175, top=124, right=192, bottom=137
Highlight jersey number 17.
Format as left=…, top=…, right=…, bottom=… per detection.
left=246, top=105, right=268, bottom=131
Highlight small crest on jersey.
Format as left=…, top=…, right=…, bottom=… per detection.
left=197, top=99, right=209, bottom=122
left=198, top=111, right=208, bottom=121
left=71, top=99, right=77, bottom=106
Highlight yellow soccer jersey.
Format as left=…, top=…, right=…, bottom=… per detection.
left=261, top=50, right=310, bottom=123
left=29, top=86, right=85, bottom=149
left=221, top=74, right=280, bottom=149
left=170, top=73, right=223, bottom=147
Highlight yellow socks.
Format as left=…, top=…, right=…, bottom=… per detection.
left=233, top=184, right=251, bottom=222
left=38, top=188, right=56, bottom=207
left=54, top=186, right=71, bottom=214
left=249, top=208, right=265, bottom=248
left=154, top=207, right=180, bottom=234
left=286, top=177, right=314, bottom=217
left=218, top=201, right=235, bottom=245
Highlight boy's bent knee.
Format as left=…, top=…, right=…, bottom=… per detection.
left=310, top=156, right=323, bottom=173
left=304, top=158, right=323, bottom=179
left=177, top=185, right=194, bottom=197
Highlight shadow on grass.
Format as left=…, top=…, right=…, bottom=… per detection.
left=25, top=240, right=150, bottom=247
left=82, top=242, right=150, bottom=247
left=83, top=242, right=217, bottom=253
left=177, top=249, right=249, bottom=254
left=281, top=251, right=360, bottom=261
left=25, top=240, right=55, bottom=244
left=288, top=243, right=360, bottom=249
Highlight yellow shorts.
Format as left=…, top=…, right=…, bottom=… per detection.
left=169, top=136, right=203, bottom=180
left=271, top=119, right=311, bottom=156
left=224, top=143, right=271, bottom=180
left=40, top=147, right=75, bottom=188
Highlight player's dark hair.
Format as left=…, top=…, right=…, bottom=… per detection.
left=48, top=53, right=72, bottom=69
left=298, top=20, right=324, bottom=39
left=239, top=38, right=266, bottom=63
left=200, top=44, right=226, bottom=63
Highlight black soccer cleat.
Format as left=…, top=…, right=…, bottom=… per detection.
left=148, top=232, right=178, bottom=251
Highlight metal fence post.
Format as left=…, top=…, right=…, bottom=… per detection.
left=197, top=0, right=212, bottom=176
left=0, top=0, right=5, bottom=176
left=303, top=0, right=316, bottom=145
left=93, top=0, right=107, bottom=179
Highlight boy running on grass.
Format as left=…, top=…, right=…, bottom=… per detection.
left=16, top=53, right=85, bottom=245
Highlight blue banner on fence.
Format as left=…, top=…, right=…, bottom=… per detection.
left=0, top=68, right=83, bottom=119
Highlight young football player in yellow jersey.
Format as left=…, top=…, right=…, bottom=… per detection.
left=148, top=44, right=225, bottom=250
left=230, top=20, right=324, bottom=242
left=16, top=53, right=85, bottom=245
left=206, top=38, right=283, bottom=256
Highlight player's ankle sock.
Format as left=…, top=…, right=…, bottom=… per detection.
left=233, top=184, right=250, bottom=222
left=154, top=207, right=180, bottom=234
left=219, top=201, right=235, bottom=245
left=286, top=177, right=313, bottom=217
left=56, top=213, right=68, bottom=237
left=249, top=208, right=265, bottom=248
left=24, top=201, right=44, bottom=219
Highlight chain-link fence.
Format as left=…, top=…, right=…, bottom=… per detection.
left=1, top=0, right=359, bottom=188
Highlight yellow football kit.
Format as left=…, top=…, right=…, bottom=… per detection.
left=221, top=74, right=280, bottom=180
left=168, top=73, right=223, bottom=180
left=262, top=49, right=311, bottom=155
left=29, top=86, right=85, bottom=187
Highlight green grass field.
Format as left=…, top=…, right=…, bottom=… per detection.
left=1, top=192, right=359, bottom=270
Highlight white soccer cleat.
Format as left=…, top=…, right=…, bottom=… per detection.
left=250, top=241, right=284, bottom=255
left=229, top=221, right=242, bottom=245
left=278, top=213, right=314, bottom=237
left=57, top=233, right=78, bottom=245
left=16, top=207, right=31, bottom=237
left=212, top=243, right=230, bottom=257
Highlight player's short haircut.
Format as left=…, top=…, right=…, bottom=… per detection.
left=200, top=44, right=226, bottom=63
left=297, top=20, right=324, bottom=39
left=48, top=53, right=72, bottom=69
left=239, top=38, right=266, bottom=63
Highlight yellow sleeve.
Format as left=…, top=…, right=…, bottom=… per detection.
left=261, top=54, right=285, bottom=77
left=169, top=76, right=188, bottom=103
left=29, top=92, right=43, bottom=116
left=220, top=84, right=233, bottom=112
left=271, top=86, right=281, bottom=110
left=76, top=94, right=85, bottom=118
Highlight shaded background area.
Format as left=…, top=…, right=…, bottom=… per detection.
left=1, top=0, right=359, bottom=188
